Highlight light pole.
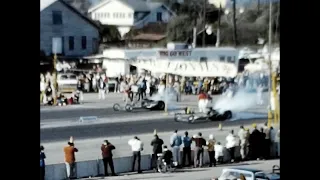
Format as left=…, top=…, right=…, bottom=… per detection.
left=216, top=3, right=222, bottom=47
left=202, top=0, right=207, bottom=47
left=267, top=0, right=274, bottom=127
left=232, top=0, right=238, bottom=47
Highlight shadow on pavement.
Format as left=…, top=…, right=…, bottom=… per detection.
left=217, top=162, right=262, bottom=167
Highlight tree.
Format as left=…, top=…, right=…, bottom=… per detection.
left=64, top=0, right=92, bottom=15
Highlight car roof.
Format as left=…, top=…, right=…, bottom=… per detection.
left=225, top=168, right=262, bottom=173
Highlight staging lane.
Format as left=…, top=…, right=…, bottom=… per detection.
left=40, top=118, right=266, bottom=143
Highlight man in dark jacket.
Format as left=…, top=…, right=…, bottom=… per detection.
left=101, top=140, right=117, bottom=176
left=150, top=134, right=164, bottom=170
left=249, top=124, right=261, bottom=160
left=192, top=132, right=206, bottom=168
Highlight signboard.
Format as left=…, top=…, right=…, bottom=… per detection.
left=158, top=50, right=192, bottom=57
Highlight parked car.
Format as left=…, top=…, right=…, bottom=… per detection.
left=212, top=167, right=280, bottom=180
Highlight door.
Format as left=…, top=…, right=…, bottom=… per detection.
left=52, top=37, right=62, bottom=54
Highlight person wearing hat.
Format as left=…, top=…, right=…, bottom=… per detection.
left=238, top=125, right=249, bottom=161
left=206, top=134, right=216, bottom=167
left=101, top=140, right=117, bottom=176
left=40, top=145, right=46, bottom=180
left=63, top=136, right=78, bottom=179
left=128, top=136, right=144, bottom=173
left=214, top=142, right=224, bottom=164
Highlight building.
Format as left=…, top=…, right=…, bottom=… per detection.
left=40, top=0, right=100, bottom=57
left=88, top=0, right=176, bottom=37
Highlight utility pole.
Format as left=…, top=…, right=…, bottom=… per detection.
left=192, top=16, right=197, bottom=48
left=257, top=0, right=260, bottom=14
left=267, top=0, right=273, bottom=126
left=202, top=0, right=207, bottom=47
left=215, top=3, right=222, bottom=47
left=53, top=53, right=58, bottom=105
left=232, top=0, right=238, bottom=47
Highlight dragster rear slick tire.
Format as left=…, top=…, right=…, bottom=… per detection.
left=113, top=103, right=120, bottom=111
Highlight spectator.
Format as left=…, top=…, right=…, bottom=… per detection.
left=269, top=126, right=277, bottom=158
left=182, top=131, right=192, bottom=167
left=226, top=130, right=237, bottom=163
left=161, top=145, right=173, bottom=169
left=63, top=137, right=78, bottom=179
left=40, top=145, right=46, bottom=180
left=206, top=134, right=216, bottom=167
left=170, top=130, right=182, bottom=167
left=128, top=136, right=144, bottom=173
left=101, top=140, right=117, bottom=176
left=150, top=135, right=164, bottom=170
left=259, top=127, right=266, bottom=160
left=214, top=142, right=224, bottom=164
left=263, top=122, right=271, bottom=159
left=275, top=129, right=280, bottom=157
left=192, top=132, right=206, bottom=168
left=238, top=125, right=249, bottom=161
left=249, top=124, right=261, bottom=160
left=98, top=77, right=106, bottom=100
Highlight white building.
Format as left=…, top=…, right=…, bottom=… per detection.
left=88, top=0, right=176, bottom=37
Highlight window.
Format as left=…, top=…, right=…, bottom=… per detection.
left=113, top=13, right=118, bottom=18
left=156, top=12, right=162, bottom=21
left=81, top=36, right=87, bottom=50
left=128, top=13, right=132, bottom=18
left=219, top=56, right=225, bottom=62
left=68, top=36, right=74, bottom=50
left=52, top=11, right=62, bottom=25
left=92, top=38, right=98, bottom=53
left=106, top=12, right=109, bottom=18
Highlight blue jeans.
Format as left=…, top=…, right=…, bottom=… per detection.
left=172, top=146, right=180, bottom=165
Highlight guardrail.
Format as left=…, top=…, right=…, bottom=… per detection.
left=45, top=146, right=243, bottom=180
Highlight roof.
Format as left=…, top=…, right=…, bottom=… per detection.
left=226, top=168, right=262, bottom=173
left=40, top=0, right=99, bottom=29
left=89, top=0, right=174, bottom=13
left=131, top=33, right=166, bottom=41
left=89, top=0, right=150, bottom=12
left=119, top=0, right=150, bottom=11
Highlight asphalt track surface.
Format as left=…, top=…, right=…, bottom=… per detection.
left=40, top=118, right=265, bottom=143
left=40, top=107, right=159, bottom=121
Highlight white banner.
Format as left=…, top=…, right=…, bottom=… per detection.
left=131, top=60, right=237, bottom=77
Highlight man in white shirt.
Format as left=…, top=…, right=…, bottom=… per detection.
left=226, top=130, right=237, bottom=163
left=128, top=136, right=144, bottom=173
left=214, top=142, right=224, bottom=164
left=238, top=126, right=248, bottom=160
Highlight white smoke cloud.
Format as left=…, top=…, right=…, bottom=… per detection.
left=213, top=89, right=257, bottom=113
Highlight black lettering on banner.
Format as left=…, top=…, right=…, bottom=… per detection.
left=209, top=63, right=219, bottom=71
left=170, top=51, right=177, bottom=56
left=222, top=64, right=231, bottom=74
left=177, top=63, right=187, bottom=71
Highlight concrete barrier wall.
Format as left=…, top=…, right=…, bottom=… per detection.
left=45, top=146, right=242, bottom=180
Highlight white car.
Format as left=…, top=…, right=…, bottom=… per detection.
left=57, top=73, right=78, bottom=93
left=213, top=167, right=280, bottom=180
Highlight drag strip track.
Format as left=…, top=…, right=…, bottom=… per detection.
left=40, top=108, right=163, bottom=121
left=40, top=118, right=266, bottom=143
